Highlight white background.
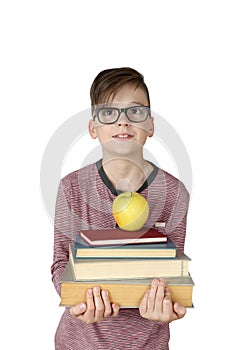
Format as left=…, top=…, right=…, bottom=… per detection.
left=1, top=1, right=233, bottom=349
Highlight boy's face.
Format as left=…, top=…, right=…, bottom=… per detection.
left=89, top=84, right=154, bottom=157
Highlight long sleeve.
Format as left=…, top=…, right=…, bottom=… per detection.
left=51, top=177, right=72, bottom=295
left=165, top=180, right=190, bottom=252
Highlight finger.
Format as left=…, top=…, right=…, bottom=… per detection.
left=147, top=279, right=159, bottom=310
left=84, top=288, right=95, bottom=320
left=139, top=289, right=150, bottom=316
left=154, top=279, right=166, bottom=314
left=111, top=303, right=120, bottom=317
left=70, top=303, right=86, bottom=317
left=101, top=290, right=112, bottom=317
left=162, top=288, right=174, bottom=320
left=164, top=286, right=172, bottom=303
left=173, top=302, right=187, bottom=319
left=93, top=286, right=104, bottom=319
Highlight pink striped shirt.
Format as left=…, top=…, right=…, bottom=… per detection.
left=51, top=161, right=189, bottom=349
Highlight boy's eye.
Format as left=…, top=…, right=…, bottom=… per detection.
left=103, top=109, right=115, bottom=116
left=129, top=107, right=142, bottom=115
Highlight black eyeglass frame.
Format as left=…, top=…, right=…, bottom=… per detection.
left=92, top=105, right=151, bottom=125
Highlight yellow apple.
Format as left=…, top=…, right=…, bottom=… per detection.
left=112, top=192, right=149, bottom=231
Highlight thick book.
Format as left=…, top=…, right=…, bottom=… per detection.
left=69, top=244, right=190, bottom=280
left=79, top=228, right=168, bottom=246
left=60, top=262, right=194, bottom=308
left=74, top=235, right=177, bottom=259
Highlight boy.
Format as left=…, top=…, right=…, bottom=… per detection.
left=51, top=67, right=189, bottom=349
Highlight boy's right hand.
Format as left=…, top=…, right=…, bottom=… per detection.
left=69, top=286, right=119, bottom=324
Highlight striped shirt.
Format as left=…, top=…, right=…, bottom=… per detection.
left=51, top=160, right=189, bottom=350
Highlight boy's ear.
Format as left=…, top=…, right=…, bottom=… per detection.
left=88, top=120, right=98, bottom=139
left=148, top=116, right=154, bottom=137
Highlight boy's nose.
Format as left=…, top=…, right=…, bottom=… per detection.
left=116, top=112, right=129, bottom=126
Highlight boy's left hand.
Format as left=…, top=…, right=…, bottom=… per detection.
left=139, top=278, right=186, bottom=323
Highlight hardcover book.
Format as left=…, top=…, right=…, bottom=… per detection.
left=74, top=235, right=177, bottom=259
left=79, top=228, right=168, bottom=246
left=60, top=262, right=194, bottom=308
left=69, top=244, right=190, bottom=280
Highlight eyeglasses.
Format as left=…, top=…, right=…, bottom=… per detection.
left=93, top=105, right=151, bottom=125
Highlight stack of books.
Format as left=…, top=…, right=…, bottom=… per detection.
left=60, top=228, right=194, bottom=308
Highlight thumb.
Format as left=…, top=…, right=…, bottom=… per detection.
left=173, top=302, right=186, bottom=319
left=70, top=303, right=86, bottom=317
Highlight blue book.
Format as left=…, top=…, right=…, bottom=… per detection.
left=73, top=234, right=177, bottom=259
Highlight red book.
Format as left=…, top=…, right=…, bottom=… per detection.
left=79, top=228, right=167, bottom=246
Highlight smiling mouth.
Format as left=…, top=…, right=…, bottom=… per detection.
left=113, top=133, right=134, bottom=140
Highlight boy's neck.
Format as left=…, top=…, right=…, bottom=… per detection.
left=102, top=156, right=153, bottom=192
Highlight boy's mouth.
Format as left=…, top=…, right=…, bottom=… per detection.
left=112, top=133, right=134, bottom=140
